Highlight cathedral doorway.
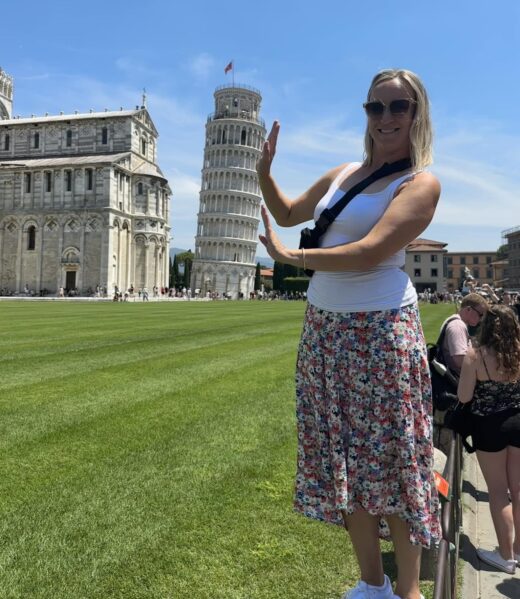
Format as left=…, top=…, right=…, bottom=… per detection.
left=65, top=271, right=77, bottom=293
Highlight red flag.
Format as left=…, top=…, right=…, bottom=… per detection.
left=224, top=61, right=233, bottom=74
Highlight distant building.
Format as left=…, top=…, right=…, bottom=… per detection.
left=0, top=67, right=171, bottom=295
left=405, top=238, right=447, bottom=292
left=260, top=267, right=273, bottom=289
left=444, top=251, right=497, bottom=291
left=502, top=225, right=520, bottom=290
left=191, top=84, right=266, bottom=299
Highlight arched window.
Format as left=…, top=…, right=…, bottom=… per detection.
left=66, top=129, right=72, bottom=147
left=27, top=226, right=36, bottom=250
left=141, top=138, right=147, bottom=155
left=34, top=132, right=40, bottom=149
left=101, top=127, right=108, bottom=145
left=86, top=168, right=93, bottom=190
left=138, top=182, right=143, bottom=194
left=4, top=134, right=10, bottom=151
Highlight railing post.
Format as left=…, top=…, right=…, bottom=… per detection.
left=432, top=429, right=461, bottom=599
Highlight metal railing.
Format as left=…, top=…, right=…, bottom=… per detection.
left=214, top=83, right=262, bottom=95
left=207, top=111, right=265, bottom=127
left=433, top=430, right=463, bottom=599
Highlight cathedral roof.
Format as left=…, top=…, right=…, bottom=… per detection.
left=0, top=153, right=171, bottom=190
left=0, top=108, right=159, bottom=136
left=1, top=110, right=140, bottom=125
left=131, top=160, right=167, bottom=180
left=0, top=152, right=130, bottom=168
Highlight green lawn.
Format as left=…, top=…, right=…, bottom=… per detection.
left=0, top=300, right=455, bottom=599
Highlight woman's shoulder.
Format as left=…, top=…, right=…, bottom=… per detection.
left=394, top=170, right=440, bottom=204
left=464, top=345, right=479, bottom=363
left=319, top=162, right=359, bottom=190
left=330, top=161, right=358, bottom=179
left=399, top=170, right=440, bottom=190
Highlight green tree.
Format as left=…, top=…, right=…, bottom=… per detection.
left=254, top=263, right=261, bottom=291
left=172, top=254, right=180, bottom=288
left=273, top=261, right=284, bottom=291
left=496, top=244, right=508, bottom=260
left=175, top=251, right=194, bottom=289
left=282, top=263, right=299, bottom=278
left=183, top=260, right=191, bottom=288
left=176, top=250, right=194, bottom=265
left=168, top=256, right=175, bottom=288
left=283, top=277, right=310, bottom=293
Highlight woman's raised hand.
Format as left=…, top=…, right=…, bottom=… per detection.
left=259, top=204, right=291, bottom=264
left=257, top=121, right=280, bottom=178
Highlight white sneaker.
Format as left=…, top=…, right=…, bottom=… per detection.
left=342, top=575, right=394, bottom=598
left=476, top=547, right=516, bottom=574
left=515, top=552, right=520, bottom=565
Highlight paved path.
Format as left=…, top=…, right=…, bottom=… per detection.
left=461, top=452, right=519, bottom=598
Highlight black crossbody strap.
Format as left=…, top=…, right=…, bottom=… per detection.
left=435, top=315, right=460, bottom=363
left=314, top=157, right=412, bottom=233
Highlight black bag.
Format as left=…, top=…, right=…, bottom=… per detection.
left=427, top=316, right=460, bottom=411
left=443, top=401, right=476, bottom=453
left=299, top=158, right=412, bottom=276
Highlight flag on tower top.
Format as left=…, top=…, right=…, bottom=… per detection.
left=224, top=61, right=233, bottom=74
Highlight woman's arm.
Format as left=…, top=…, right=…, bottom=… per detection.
left=260, top=171, right=440, bottom=270
left=457, top=347, right=478, bottom=403
left=257, top=121, right=344, bottom=227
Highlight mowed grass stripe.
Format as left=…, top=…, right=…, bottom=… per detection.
left=0, top=320, right=302, bottom=391
left=0, top=302, right=301, bottom=356
left=1, top=366, right=296, bottom=594
left=0, top=332, right=297, bottom=474
left=0, top=301, right=449, bottom=598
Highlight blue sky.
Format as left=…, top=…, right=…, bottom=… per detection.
left=1, top=0, right=519, bottom=256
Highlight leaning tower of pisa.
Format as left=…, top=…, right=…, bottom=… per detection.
left=191, top=84, right=266, bottom=299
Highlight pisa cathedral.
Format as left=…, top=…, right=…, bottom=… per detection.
left=191, top=84, right=265, bottom=298
left=0, top=67, right=171, bottom=295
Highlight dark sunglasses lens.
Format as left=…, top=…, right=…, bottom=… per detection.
left=364, top=101, right=384, bottom=116
left=390, top=99, right=411, bottom=114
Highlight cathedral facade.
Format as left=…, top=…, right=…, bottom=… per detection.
left=0, top=67, right=171, bottom=295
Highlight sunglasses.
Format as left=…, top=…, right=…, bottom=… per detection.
left=468, top=305, right=484, bottom=319
left=363, top=99, right=417, bottom=117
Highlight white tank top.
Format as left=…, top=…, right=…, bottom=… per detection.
left=307, top=162, right=418, bottom=312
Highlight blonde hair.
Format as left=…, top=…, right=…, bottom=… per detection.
left=363, top=69, right=433, bottom=171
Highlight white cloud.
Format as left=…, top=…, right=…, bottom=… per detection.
left=413, top=120, right=520, bottom=248
left=115, top=57, right=161, bottom=78
left=167, top=170, right=200, bottom=249
left=188, top=53, right=216, bottom=80
left=147, top=92, right=203, bottom=128
left=280, top=119, right=363, bottom=158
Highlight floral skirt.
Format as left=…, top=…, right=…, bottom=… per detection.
left=294, top=303, right=441, bottom=548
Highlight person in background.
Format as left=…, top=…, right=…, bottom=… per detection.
left=258, top=68, right=441, bottom=599
left=440, top=293, right=489, bottom=375
left=512, top=293, right=520, bottom=320
left=458, top=305, right=520, bottom=574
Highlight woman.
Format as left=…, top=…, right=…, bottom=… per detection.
left=258, top=69, right=441, bottom=599
left=458, top=305, right=520, bottom=575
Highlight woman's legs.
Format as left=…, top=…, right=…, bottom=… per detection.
left=386, top=515, right=422, bottom=599
left=477, top=448, right=515, bottom=559
left=506, top=445, right=520, bottom=555
left=342, top=510, right=385, bottom=587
